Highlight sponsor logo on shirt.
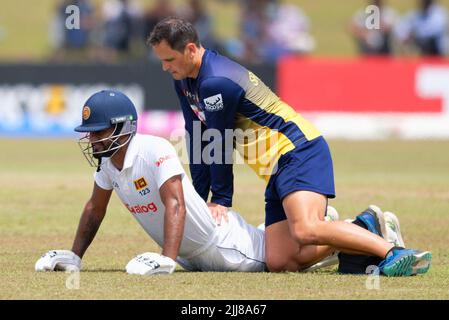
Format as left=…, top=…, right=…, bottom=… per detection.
left=133, top=177, right=148, bottom=190
left=155, top=154, right=175, bottom=167
left=125, top=202, right=158, bottom=214
left=183, top=90, right=199, bottom=104
left=203, top=94, right=224, bottom=112
left=183, top=89, right=207, bottom=122
left=248, top=71, right=260, bottom=86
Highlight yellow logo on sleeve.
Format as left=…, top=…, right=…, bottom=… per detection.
left=249, top=71, right=260, bottom=86
left=133, top=177, right=148, bottom=190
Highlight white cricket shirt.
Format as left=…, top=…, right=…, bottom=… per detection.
left=94, top=134, right=218, bottom=258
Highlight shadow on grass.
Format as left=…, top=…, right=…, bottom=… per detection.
left=81, top=269, right=125, bottom=273
left=81, top=269, right=194, bottom=273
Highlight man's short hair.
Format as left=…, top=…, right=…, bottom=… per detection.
left=147, top=17, right=201, bottom=52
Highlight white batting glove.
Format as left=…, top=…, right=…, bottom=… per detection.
left=126, top=252, right=176, bottom=275
left=35, top=250, right=81, bottom=272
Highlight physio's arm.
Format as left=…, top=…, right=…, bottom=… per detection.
left=174, top=81, right=211, bottom=202
left=159, top=175, right=186, bottom=260
left=201, top=77, right=244, bottom=208
left=71, top=183, right=112, bottom=258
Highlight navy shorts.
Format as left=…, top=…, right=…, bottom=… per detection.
left=265, top=136, right=336, bottom=227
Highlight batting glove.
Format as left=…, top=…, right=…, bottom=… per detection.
left=35, top=250, right=81, bottom=272
left=126, top=252, right=176, bottom=275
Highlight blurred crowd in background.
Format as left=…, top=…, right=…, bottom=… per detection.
left=48, top=0, right=315, bottom=63
left=351, top=0, right=448, bottom=56
left=46, top=0, right=449, bottom=64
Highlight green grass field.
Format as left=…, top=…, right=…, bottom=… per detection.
left=1, top=138, right=449, bottom=299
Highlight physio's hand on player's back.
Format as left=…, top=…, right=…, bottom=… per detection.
left=207, top=202, right=229, bottom=226
left=35, top=250, right=81, bottom=272
left=126, top=252, right=176, bottom=275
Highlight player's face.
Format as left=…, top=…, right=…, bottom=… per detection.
left=89, top=127, right=115, bottom=158
left=152, top=40, right=196, bottom=80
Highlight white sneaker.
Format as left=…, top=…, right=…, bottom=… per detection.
left=383, top=211, right=406, bottom=248
left=325, top=205, right=339, bottom=222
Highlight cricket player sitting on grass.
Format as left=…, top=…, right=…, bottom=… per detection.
left=35, top=89, right=273, bottom=274
left=35, top=90, right=414, bottom=276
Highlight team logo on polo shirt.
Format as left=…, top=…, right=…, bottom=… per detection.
left=203, top=94, right=224, bottom=112
left=133, top=177, right=148, bottom=190
left=82, top=106, right=91, bottom=120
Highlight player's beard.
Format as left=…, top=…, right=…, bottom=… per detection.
left=92, top=140, right=120, bottom=159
